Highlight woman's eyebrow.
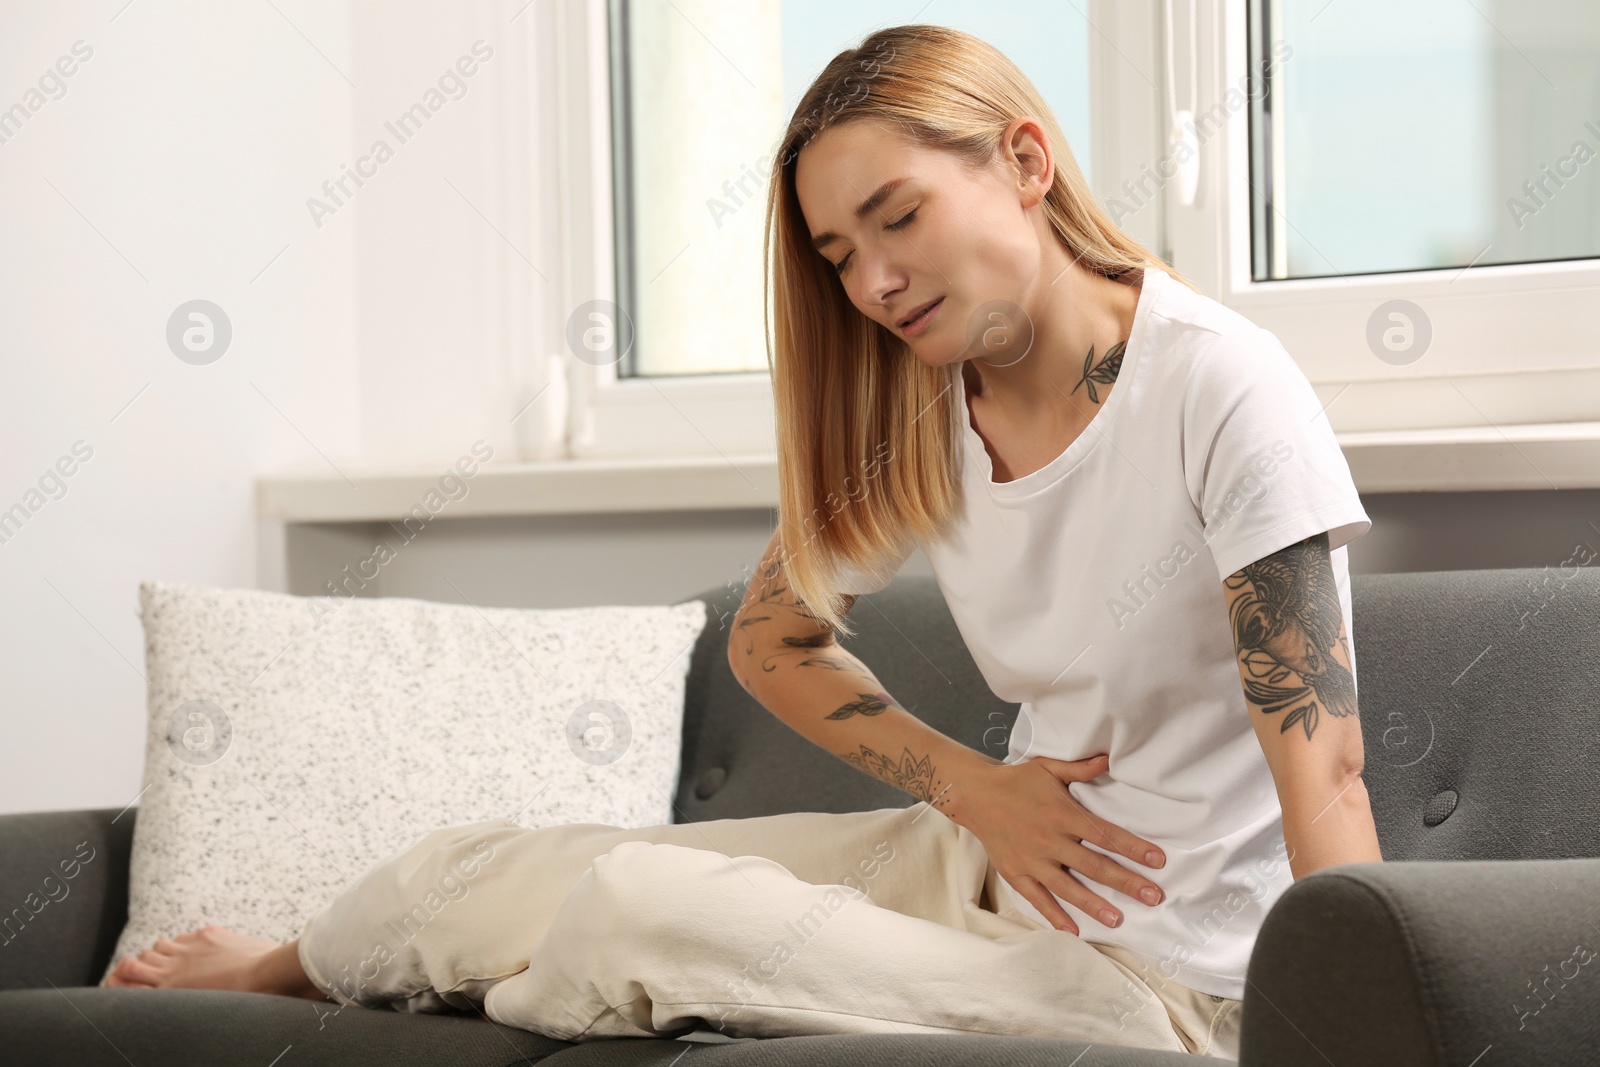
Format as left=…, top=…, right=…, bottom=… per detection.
left=811, top=176, right=913, bottom=249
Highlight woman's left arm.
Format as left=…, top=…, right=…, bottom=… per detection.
left=1221, top=530, right=1385, bottom=880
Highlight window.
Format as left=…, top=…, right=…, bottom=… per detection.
left=608, top=0, right=1093, bottom=379
left=1164, top=0, right=1600, bottom=436
left=548, top=0, right=1600, bottom=466
left=553, top=0, right=1104, bottom=459
left=1250, top=0, right=1600, bottom=280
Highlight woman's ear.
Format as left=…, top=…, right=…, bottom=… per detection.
left=1003, top=117, right=1053, bottom=207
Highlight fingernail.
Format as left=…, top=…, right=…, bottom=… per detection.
left=1140, top=886, right=1160, bottom=905
left=1144, top=850, right=1163, bottom=868
left=1098, top=908, right=1120, bottom=927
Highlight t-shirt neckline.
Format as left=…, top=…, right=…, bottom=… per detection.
left=960, top=266, right=1164, bottom=500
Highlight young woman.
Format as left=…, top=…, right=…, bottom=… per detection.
left=101, top=25, right=1382, bottom=1060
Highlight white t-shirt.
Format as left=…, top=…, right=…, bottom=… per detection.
left=833, top=266, right=1371, bottom=1001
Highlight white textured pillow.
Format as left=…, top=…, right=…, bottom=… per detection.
left=105, top=579, right=707, bottom=982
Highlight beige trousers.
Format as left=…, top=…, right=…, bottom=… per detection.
left=295, top=802, right=1242, bottom=1058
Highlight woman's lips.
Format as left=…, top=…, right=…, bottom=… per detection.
left=901, top=297, right=943, bottom=337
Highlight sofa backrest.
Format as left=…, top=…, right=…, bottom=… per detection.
left=674, top=566, right=1600, bottom=861
left=1343, top=566, right=1600, bottom=861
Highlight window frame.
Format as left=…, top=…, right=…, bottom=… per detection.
left=1166, top=0, right=1600, bottom=433
left=554, top=0, right=1168, bottom=461
left=550, top=0, right=777, bottom=461
left=554, top=0, right=1600, bottom=466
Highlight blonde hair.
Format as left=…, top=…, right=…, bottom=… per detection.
left=762, top=24, right=1200, bottom=638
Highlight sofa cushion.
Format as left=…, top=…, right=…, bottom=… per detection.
left=539, top=1032, right=1210, bottom=1065
left=0, top=987, right=567, bottom=1066
left=0, top=987, right=1215, bottom=1066
left=106, top=580, right=706, bottom=985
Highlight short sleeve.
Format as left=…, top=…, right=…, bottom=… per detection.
left=1183, top=328, right=1372, bottom=582
left=832, top=537, right=916, bottom=595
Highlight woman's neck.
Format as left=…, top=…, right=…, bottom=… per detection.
left=964, top=262, right=1142, bottom=424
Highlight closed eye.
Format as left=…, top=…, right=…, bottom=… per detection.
left=888, top=208, right=918, bottom=231
left=830, top=209, right=919, bottom=275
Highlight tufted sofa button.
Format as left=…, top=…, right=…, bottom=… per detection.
left=694, top=767, right=727, bottom=800
left=1423, top=788, right=1459, bottom=827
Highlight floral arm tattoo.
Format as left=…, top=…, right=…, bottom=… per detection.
left=1224, top=531, right=1357, bottom=742
left=839, top=745, right=948, bottom=806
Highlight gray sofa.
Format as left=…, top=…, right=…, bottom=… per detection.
left=3, top=567, right=1598, bottom=1065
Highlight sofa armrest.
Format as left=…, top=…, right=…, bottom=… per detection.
left=1240, top=857, right=1600, bottom=1066
left=0, top=807, right=135, bottom=990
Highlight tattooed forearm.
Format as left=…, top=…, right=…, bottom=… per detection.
left=1069, top=339, right=1125, bottom=404
left=727, top=534, right=975, bottom=812
left=840, top=744, right=955, bottom=811
left=826, top=692, right=895, bottom=719
left=729, top=546, right=971, bottom=815
left=730, top=550, right=875, bottom=685
left=1225, top=532, right=1356, bottom=742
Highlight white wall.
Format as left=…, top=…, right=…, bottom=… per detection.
left=0, top=1, right=557, bottom=815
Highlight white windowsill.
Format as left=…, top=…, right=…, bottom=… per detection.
left=1337, top=421, right=1600, bottom=493
left=256, top=423, right=1600, bottom=523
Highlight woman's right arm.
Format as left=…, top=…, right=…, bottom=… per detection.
left=726, top=530, right=1000, bottom=820
left=725, top=529, right=1171, bottom=935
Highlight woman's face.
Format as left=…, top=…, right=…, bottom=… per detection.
left=794, top=117, right=1046, bottom=367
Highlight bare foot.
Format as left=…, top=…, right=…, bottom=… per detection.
left=102, top=925, right=319, bottom=997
